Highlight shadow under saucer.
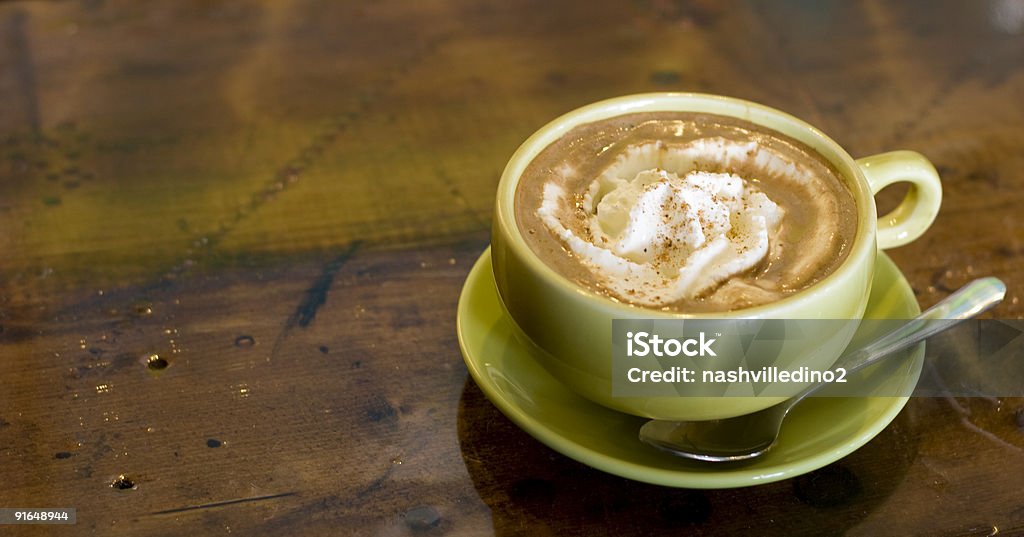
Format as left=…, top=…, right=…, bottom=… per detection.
left=457, top=376, right=920, bottom=536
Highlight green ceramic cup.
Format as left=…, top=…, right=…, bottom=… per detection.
left=490, top=93, right=941, bottom=421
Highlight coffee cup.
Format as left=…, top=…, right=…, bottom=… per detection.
left=490, top=93, right=941, bottom=421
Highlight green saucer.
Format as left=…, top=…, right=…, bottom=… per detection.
left=457, top=248, right=924, bottom=489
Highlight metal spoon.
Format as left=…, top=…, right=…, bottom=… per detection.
left=639, top=277, right=1006, bottom=462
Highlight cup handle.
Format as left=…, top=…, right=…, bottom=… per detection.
left=856, top=150, right=942, bottom=249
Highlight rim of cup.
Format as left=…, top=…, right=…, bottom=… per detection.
left=494, top=92, right=877, bottom=319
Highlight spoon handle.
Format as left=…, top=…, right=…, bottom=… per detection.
left=792, top=277, right=1006, bottom=404
left=841, top=277, right=1005, bottom=373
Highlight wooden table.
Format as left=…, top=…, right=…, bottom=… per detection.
left=1, top=1, right=1022, bottom=535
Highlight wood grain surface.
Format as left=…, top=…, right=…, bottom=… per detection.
left=1, top=1, right=1023, bottom=535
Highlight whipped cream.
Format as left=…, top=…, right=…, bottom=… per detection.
left=538, top=140, right=786, bottom=307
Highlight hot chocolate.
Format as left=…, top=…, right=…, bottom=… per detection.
left=514, top=111, right=857, bottom=312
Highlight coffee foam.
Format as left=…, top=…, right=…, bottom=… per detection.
left=516, top=112, right=857, bottom=313
left=536, top=139, right=836, bottom=307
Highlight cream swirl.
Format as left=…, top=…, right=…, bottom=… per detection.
left=538, top=140, right=788, bottom=307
